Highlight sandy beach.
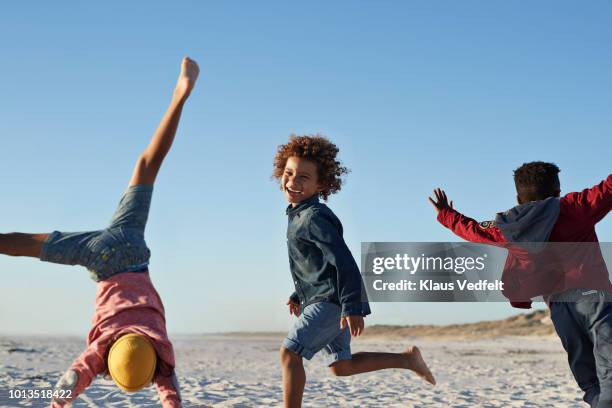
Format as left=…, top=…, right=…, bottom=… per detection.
left=0, top=330, right=584, bottom=407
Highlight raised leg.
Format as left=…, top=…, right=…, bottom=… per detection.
left=128, top=57, right=200, bottom=187
left=0, top=233, right=49, bottom=258
left=329, top=346, right=436, bottom=385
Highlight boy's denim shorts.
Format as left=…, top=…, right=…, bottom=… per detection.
left=39, top=185, right=153, bottom=282
left=282, top=302, right=351, bottom=366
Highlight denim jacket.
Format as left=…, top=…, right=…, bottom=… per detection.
left=286, top=196, right=371, bottom=317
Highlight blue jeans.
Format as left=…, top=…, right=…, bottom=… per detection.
left=39, top=185, right=153, bottom=281
left=550, top=289, right=612, bottom=408
left=283, top=302, right=351, bottom=366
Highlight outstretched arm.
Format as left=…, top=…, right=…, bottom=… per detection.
left=155, top=370, right=182, bottom=408
left=429, top=188, right=505, bottom=244
left=51, top=343, right=106, bottom=407
left=129, top=57, right=200, bottom=187
left=562, top=174, right=611, bottom=225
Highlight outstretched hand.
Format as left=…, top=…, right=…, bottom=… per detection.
left=428, top=188, right=453, bottom=213
left=340, top=315, right=364, bottom=337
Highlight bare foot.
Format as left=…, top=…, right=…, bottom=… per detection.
left=402, top=346, right=436, bottom=385
left=174, top=57, right=200, bottom=100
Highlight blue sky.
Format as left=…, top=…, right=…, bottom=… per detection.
left=1, top=1, right=610, bottom=335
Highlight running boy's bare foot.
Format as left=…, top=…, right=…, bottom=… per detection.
left=402, top=346, right=436, bottom=385
left=174, top=57, right=200, bottom=100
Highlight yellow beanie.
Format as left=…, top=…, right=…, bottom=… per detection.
left=108, top=333, right=157, bottom=392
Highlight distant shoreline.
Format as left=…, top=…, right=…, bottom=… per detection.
left=179, top=309, right=556, bottom=339
left=1, top=310, right=555, bottom=339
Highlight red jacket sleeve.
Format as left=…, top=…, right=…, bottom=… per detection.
left=155, top=369, right=182, bottom=408
left=436, top=207, right=532, bottom=309
left=50, top=344, right=106, bottom=407
left=562, top=174, right=612, bottom=225
left=436, top=207, right=506, bottom=244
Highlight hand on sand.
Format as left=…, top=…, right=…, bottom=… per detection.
left=428, top=188, right=453, bottom=214
left=287, top=298, right=300, bottom=316
left=340, top=315, right=364, bottom=337
left=174, top=57, right=200, bottom=100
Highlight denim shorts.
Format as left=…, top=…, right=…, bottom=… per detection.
left=282, top=302, right=351, bottom=366
left=40, top=185, right=153, bottom=282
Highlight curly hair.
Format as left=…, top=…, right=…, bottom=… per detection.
left=513, top=161, right=561, bottom=202
left=273, top=134, right=349, bottom=201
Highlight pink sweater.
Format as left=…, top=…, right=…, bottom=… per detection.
left=51, top=271, right=180, bottom=407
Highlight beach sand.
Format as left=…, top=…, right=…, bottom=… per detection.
left=0, top=332, right=583, bottom=407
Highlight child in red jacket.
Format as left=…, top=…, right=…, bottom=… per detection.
left=429, top=162, right=611, bottom=408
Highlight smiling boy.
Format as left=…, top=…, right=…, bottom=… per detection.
left=274, top=134, right=435, bottom=408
